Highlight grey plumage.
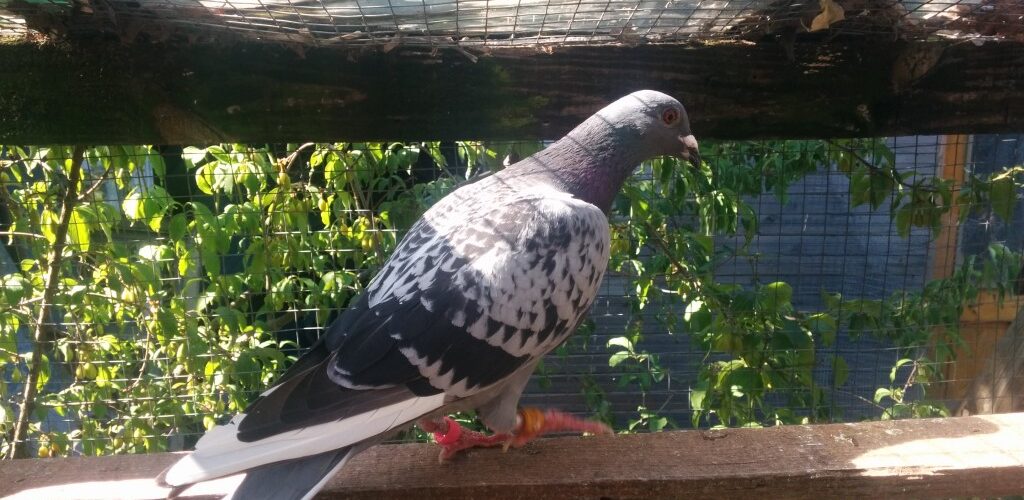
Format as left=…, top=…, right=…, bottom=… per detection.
left=159, top=89, right=699, bottom=500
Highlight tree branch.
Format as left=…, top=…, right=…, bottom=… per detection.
left=76, top=160, right=115, bottom=203
left=8, top=146, right=85, bottom=459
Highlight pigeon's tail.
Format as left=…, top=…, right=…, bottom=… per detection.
left=159, top=393, right=445, bottom=492
left=227, top=446, right=356, bottom=500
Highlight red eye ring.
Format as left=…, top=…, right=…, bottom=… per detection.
left=662, top=108, right=679, bottom=125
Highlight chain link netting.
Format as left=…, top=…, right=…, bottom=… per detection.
left=1, top=135, right=1021, bottom=457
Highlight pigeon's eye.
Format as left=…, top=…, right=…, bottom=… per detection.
left=661, top=108, right=679, bottom=125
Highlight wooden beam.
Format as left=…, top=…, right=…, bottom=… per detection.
left=2, top=413, right=1024, bottom=499
left=930, top=134, right=970, bottom=281
left=1, top=37, right=1023, bottom=144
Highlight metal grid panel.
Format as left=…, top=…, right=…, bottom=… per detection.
left=0, top=0, right=1015, bottom=47
left=2, top=135, right=1020, bottom=457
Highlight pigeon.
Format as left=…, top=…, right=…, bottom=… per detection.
left=158, top=89, right=700, bottom=500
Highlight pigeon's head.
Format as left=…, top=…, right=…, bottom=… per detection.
left=595, top=90, right=700, bottom=168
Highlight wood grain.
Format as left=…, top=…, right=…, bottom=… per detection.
left=1, top=37, right=1023, bottom=144
left=2, top=413, right=1023, bottom=499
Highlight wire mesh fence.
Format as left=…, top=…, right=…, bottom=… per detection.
left=1, top=0, right=1020, bottom=47
left=0, top=135, right=1022, bottom=458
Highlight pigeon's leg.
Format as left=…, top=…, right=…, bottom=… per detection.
left=502, top=407, right=612, bottom=449
left=419, top=416, right=508, bottom=462
left=419, top=408, right=611, bottom=462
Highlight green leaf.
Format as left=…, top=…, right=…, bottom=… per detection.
left=990, top=175, right=1016, bottom=221
left=723, top=366, right=761, bottom=398
left=781, top=319, right=812, bottom=351
left=207, top=146, right=231, bottom=164
left=894, top=206, right=913, bottom=238
left=689, top=385, right=707, bottom=410
left=757, top=282, right=793, bottom=311
left=142, top=185, right=172, bottom=232
left=608, top=351, right=630, bottom=367
left=1, top=274, right=30, bottom=304
left=649, top=415, right=668, bottom=432
left=169, top=213, right=188, bottom=241
left=868, top=171, right=894, bottom=209
left=233, top=352, right=260, bottom=386
left=122, top=188, right=142, bottom=220
left=123, top=186, right=170, bottom=231
left=149, top=149, right=166, bottom=180
left=68, top=206, right=90, bottom=251
left=195, top=164, right=215, bottom=195
left=204, top=360, right=221, bottom=378
left=686, top=307, right=712, bottom=333
left=607, top=337, right=633, bottom=351
left=806, top=313, right=837, bottom=347
left=36, top=354, right=50, bottom=390
left=890, top=358, right=914, bottom=384
left=40, top=208, right=58, bottom=244
left=200, top=246, right=221, bottom=276
left=850, top=169, right=872, bottom=207
left=833, top=356, right=849, bottom=387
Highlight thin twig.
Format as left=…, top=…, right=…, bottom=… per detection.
left=1, top=231, right=47, bottom=240
left=76, top=159, right=115, bottom=203
left=826, top=139, right=933, bottom=192
left=9, top=145, right=85, bottom=459
left=283, top=142, right=316, bottom=174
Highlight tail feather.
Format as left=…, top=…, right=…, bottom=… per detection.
left=227, top=447, right=356, bottom=500
left=160, top=393, right=446, bottom=487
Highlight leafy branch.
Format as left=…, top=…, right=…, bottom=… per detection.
left=9, top=146, right=84, bottom=459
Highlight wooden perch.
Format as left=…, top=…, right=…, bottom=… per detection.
left=2, top=413, right=1024, bottom=499
left=1, top=36, right=1023, bottom=144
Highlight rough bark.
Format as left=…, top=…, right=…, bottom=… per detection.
left=8, top=146, right=84, bottom=459
left=0, top=37, right=1022, bottom=145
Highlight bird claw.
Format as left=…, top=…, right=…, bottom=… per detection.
left=425, top=416, right=509, bottom=462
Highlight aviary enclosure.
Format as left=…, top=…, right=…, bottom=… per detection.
left=0, top=0, right=1022, bottom=497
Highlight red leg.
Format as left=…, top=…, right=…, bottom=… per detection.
left=419, top=409, right=611, bottom=462
left=504, top=407, right=613, bottom=449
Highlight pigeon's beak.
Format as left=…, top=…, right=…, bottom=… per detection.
left=679, top=134, right=700, bottom=168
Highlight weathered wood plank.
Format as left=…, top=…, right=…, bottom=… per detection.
left=958, top=308, right=1024, bottom=416
left=2, top=413, right=1024, bottom=499
left=1, top=37, right=1023, bottom=145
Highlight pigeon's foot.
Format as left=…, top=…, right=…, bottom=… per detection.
left=420, top=416, right=509, bottom=462
left=420, top=409, right=611, bottom=462
left=503, top=407, right=613, bottom=450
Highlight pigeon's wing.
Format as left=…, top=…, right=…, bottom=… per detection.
left=336, top=186, right=612, bottom=396
left=161, top=185, right=609, bottom=487
left=239, top=185, right=611, bottom=435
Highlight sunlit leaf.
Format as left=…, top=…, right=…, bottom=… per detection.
left=68, top=207, right=90, bottom=251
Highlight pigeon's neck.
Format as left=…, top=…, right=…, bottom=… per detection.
left=511, top=118, right=645, bottom=213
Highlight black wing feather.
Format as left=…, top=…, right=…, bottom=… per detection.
left=236, top=193, right=604, bottom=442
